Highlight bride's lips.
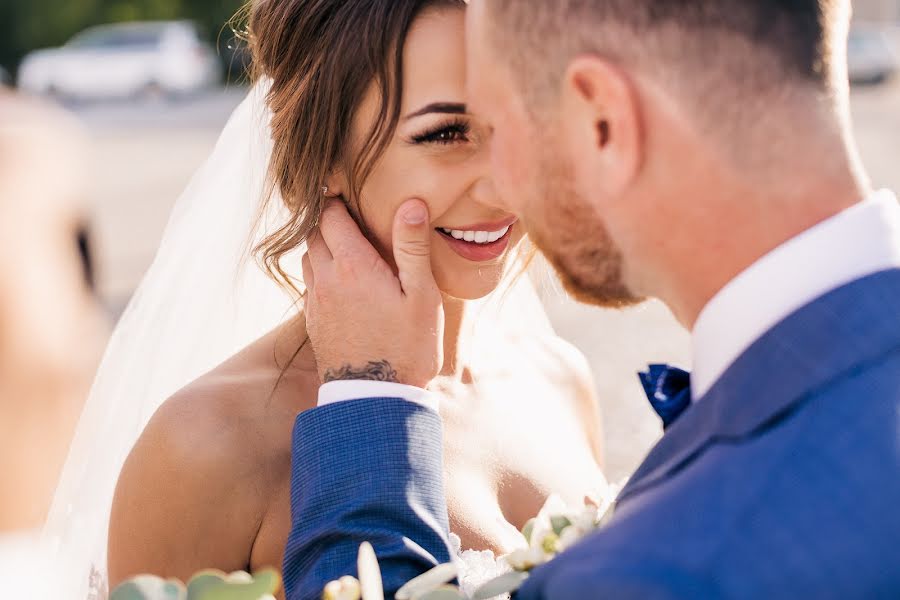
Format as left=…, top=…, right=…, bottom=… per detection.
left=434, top=217, right=518, bottom=262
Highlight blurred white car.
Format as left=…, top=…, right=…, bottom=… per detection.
left=18, top=21, right=221, bottom=100
left=848, top=27, right=898, bottom=85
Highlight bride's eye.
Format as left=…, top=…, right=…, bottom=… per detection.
left=411, top=119, right=471, bottom=145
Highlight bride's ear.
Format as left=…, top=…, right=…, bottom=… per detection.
left=322, top=170, right=348, bottom=200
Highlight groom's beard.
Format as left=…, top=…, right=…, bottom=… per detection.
left=528, top=154, right=644, bottom=309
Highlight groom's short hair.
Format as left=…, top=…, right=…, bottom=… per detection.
left=487, top=0, right=849, bottom=120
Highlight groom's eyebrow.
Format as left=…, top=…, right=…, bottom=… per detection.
left=404, top=102, right=467, bottom=120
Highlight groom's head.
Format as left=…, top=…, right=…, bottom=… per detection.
left=467, top=0, right=859, bottom=317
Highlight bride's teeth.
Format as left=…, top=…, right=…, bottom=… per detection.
left=440, top=224, right=512, bottom=244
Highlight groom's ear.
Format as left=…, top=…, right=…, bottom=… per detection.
left=560, top=56, right=642, bottom=202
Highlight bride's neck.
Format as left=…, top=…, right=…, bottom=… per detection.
left=440, top=294, right=472, bottom=380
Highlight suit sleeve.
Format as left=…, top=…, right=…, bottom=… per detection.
left=282, top=398, right=454, bottom=600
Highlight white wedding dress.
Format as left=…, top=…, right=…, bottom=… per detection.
left=42, top=82, right=559, bottom=600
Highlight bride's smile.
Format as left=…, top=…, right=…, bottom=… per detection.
left=324, top=7, right=526, bottom=300
left=435, top=217, right=518, bottom=262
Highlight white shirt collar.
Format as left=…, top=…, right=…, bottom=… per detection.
left=691, top=189, right=900, bottom=400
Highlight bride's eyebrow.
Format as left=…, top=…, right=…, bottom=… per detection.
left=404, top=102, right=467, bottom=120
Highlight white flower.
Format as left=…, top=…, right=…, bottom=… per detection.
left=326, top=485, right=626, bottom=600
left=358, top=542, right=385, bottom=600
left=571, top=504, right=600, bottom=532
left=396, top=562, right=458, bottom=600
left=471, top=571, right=529, bottom=600
left=508, top=490, right=622, bottom=572
left=533, top=495, right=570, bottom=534
left=523, top=495, right=568, bottom=559
left=505, top=546, right=548, bottom=572
left=451, top=534, right=511, bottom=599
left=224, top=571, right=254, bottom=584
left=556, top=526, right=584, bottom=553
left=323, top=575, right=362, bottom=600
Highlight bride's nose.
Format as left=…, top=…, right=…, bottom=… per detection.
left=469, top=176, right=508, bottom=212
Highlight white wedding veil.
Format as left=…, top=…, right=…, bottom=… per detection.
left=42, top=79, right=556, bottom=600
left=42, top=81, right=298, bottom=599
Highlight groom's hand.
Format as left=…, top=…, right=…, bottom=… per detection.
left=302, top=199, right=444, bottom=389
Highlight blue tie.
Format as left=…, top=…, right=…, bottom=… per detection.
left=639, top=364, right=692, bottom=429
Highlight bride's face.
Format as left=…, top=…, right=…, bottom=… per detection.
left=334, top=7, right=524, bottom=301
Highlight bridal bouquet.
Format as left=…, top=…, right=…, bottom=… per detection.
left=323, top=494, right=616, bottom=600
left=109, top=569, right=280, bottom=600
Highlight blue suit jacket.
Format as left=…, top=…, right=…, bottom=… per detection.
left=283, top=269, right=900, bottom=599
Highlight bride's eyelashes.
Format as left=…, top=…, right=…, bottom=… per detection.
left=409, top=118, right=471, bottom=146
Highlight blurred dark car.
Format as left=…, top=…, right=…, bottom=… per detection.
left=848, top=27, right=898, bottom=85
left=18, top=21, right=221, bottom=101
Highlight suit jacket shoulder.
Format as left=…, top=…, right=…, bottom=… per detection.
left=520, top=270, right=900, bottom=600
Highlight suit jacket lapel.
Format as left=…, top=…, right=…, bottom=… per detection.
left=619, top=268, right=900, bottom=504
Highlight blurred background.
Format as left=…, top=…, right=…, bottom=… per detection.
left=2, top=0, right=899, bottom=481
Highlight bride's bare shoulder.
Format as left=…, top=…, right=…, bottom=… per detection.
left=540, top=334, right=595, bottom=391
left=145, top=331, right=317, bottom=472
left=109, top=330, right=317, bottom=583
left=535, top=333, right=605, bottom=463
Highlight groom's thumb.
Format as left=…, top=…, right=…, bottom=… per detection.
left=393, top=199, right=436, bottom=297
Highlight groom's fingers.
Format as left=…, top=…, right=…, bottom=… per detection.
left=301, top=253, right=315, bottom=292
left=393, top=199, right=437, bottom=297
left=301, top=252, right=315, bottom=322
left=319, top=200, right=379, bottom=262
left=307, top=230, right=332, bottom=270
left=302, top=198, right=444, bottom=388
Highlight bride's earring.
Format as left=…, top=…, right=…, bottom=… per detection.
left=322, top=185, right=349, bottom=206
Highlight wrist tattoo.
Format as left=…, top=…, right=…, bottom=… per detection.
left=323, top=360, right=400, bottom=384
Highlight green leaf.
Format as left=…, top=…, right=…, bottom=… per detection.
left=472, top=572, right=529, bottom=600
left=110, top=576, right=187, bottom=600
left=186, top=571, right=228, bottom=598
left=190, top=569, right=281, bottom=600
left=108, top=583, right=149, bottom=600
left=550, top=516, right=572, bottom=537
left=417, top=586, right=467, bottom=600
left=396, top=563, right=458, bottom=600
left=521, top=518, right=536, bottom=544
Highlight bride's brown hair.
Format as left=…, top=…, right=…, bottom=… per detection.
left=247, top=0, right=465, bottom=292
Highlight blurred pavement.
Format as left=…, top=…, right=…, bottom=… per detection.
left=73, top=79, right=900, bottom=481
